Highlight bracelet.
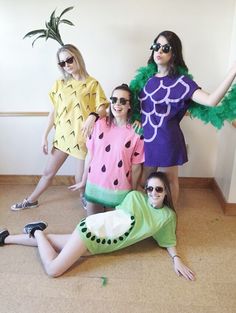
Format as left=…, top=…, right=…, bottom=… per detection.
left=171, top=255, right=181, bottom=260
left=89, top=112, right=99, bottom=122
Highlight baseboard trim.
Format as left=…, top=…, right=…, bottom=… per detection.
left=211, top=178, right=236, bottom=216
left=0, top=175, right=235, bottom=215
left=0, top=175, right=75, bottom=186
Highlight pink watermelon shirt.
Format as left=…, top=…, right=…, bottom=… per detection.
left=85, top=118, right=144, bottom=207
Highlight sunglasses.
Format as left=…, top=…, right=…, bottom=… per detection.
left=110, top=97, right=130, bottom=105
left=150, top=43, right=172, bottom=54
left=145, top=186, right=165, bottom=193
left=58, top=56, right=74, bottom=68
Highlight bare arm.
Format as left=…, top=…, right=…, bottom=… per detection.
left=82, top=104, right=107, bottom=137
left=191, top=62, right=236, bottom=106
left=42, top=108, right=55, bottom=155
left=68, top=151, right=92, bottom=191
left=167, top=246, right=195, bottom=281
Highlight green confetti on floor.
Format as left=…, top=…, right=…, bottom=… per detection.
left=101, top=276, right=107, bottom=286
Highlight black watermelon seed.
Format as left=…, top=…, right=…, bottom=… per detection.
left=107, top=239, right=111, bottom=244
left=91, top=236, right=96, bottom=241
left=134, top=152, right=139, bottom=156
left=80, top=222, right=85, bottom=226
left=102, top=239, right=106, bottom=244
left=81, top=228, right=87, bottom=233
left=113, top=239, right=117, bottom=244
left=125, top=140, right=131, bottom=148
left=113, top=179, right=118, bottom=185
left=118, top=160, right=123, bottom=167
left=126, top=171, right=129, bottom=177
left=131, top=216, right=135, bottom=220
left=86, top=232, right=91, bottom=238
left=119, top=236, right=124, bottom=241
left=125, top=232, right=129, bottom=236
left=131, top=221, right=135, bottom=226
left=99, top=132, right=104, bottom=139
left=105, top=144, right=111, bottom=152
left=101, top=165, right=106, bottom=172
left=96, top=238, right=101, bottom=243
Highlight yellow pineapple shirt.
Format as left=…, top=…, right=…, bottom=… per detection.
left=49, top=76, right=109, bottom=159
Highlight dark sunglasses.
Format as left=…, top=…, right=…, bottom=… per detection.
left=110, top=97, right=130, bottom=105
left=150, top=43, right=172, bottom=54
left=58, top=56, right=74, bottom=68
left=145, top=186, right=165, bottom=193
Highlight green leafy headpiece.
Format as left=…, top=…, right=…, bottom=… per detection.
left=23, top=6, right=74, bottom=47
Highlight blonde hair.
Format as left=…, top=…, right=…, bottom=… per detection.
left=57, top=44, right=89, bottom=81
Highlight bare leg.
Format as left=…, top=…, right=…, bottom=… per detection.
left=74, top=159, right=85, bottom=183
left=141, top=166, right=158, bottom=188
left=34, top=229, right=87, bottom=277
left=161, top=166, right=179, bottom=206
left=86, top=201, right=105, bottom=216
left=5, top=233, right=71, bottom=250
left=27, top=149, right=68, bottom=203
left=74, top=159, right=86, bottom=205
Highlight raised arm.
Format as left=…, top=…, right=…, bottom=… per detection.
left=191, top=62, right=236, bottom=106
left=167, top=246, right=195, bottom=281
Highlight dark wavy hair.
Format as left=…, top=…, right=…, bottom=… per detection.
left=145, top=171, right=175, bottom=212
left=148, top=30, right=188, bottom=77
left=107, top=84, right=133, bottom=126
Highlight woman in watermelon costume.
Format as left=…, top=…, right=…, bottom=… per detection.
left=11, top=44, right=109, bottom=211
left=69, top=84, right=144, bottom=215
left=130, top=30, right=236, bottom=205
left=1, top=172, right=195, bottom=280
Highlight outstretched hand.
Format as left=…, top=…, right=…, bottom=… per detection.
left=68, top=181, right=85, bottom=191
left=173, top=257, right=195, bottom=281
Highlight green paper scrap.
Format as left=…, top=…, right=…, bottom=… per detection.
left=101, top=276, right=107, bottom=286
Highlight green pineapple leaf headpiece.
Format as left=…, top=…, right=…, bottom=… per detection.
left=23, top=6, right=74, bottom=47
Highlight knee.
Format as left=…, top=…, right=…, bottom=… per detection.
left=42, top=169, right=56, bottom=181
left=44, top=264, right=63, bottom=278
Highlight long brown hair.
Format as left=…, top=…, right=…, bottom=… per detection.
left=148, top=30, right=188, bottom=77
left=145, top=171, right=175, bottom=212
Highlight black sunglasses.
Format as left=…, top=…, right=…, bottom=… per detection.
left=110, top=97, right=130, bottom=105
left=150, top=43, right=172, bottom=54
left=145, top=186, right=164, bottom=193
left=58, top=56, right=74, bottom=68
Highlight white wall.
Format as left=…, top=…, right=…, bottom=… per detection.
left=0, top=0, right=236, bottom=190
left=215, top=0, right=236, bottom=202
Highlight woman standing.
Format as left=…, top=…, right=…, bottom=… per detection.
left=69, top=84, right=144, bottom=215
left=135, top=30, right=236, bottom=205
left=11, top=44, right=108, bottom=210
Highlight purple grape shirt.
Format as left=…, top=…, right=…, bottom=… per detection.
left=139, top=75, right=199, bottom=167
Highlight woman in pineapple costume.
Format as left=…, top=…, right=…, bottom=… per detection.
left=69, top=84, right=144, bottom=215
left=1, top=172, right=195, bottom=281
left=11, top=44, right=108, bottom=210
left=130, top=30, right=236, bottom=205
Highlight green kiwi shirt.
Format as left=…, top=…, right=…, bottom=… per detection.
left=77, top=191, right=176, bottom=254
